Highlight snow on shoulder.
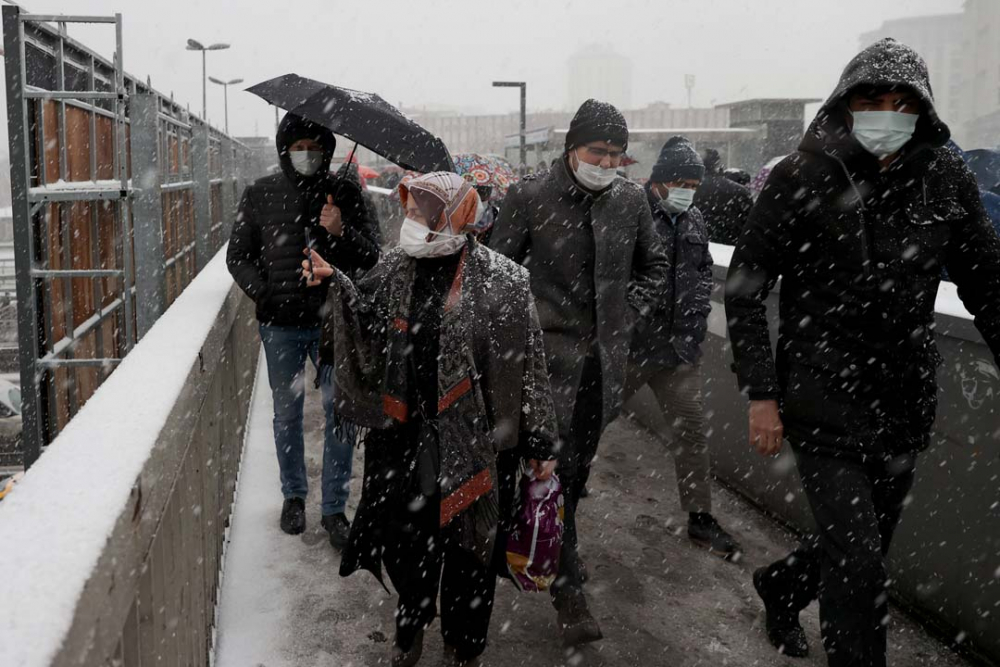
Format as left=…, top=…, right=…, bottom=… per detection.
left=0, top=249, right=236, bottom=665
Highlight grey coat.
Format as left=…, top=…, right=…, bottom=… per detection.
left=491, top=159, right=670, bottom=432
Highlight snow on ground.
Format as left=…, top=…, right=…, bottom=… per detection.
left=214, top=367, right=974, bottom=667
left=0, top=250, right=234, bottom=665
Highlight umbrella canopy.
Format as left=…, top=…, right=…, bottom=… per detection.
left=453, top=153, right=517, bottom=203
left=247, top=74, right=453, bottom=173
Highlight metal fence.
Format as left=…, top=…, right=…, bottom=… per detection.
left=1, top=7, right=258, bottom=467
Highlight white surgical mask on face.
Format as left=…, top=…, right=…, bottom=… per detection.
left=474, top=196, right=487, bottom=226
left=289, top=150, right=324, bottom=176
left=398, top=217, right=466, bottom=258
left=850, top=111, right=919, bottom=159
left=573, top=158, right=618, bottom=191
left=659, top=187, right=696, bottom=215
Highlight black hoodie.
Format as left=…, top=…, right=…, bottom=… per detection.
left=725, top=39, right=1000, bottom=457
left=227, top=113, right=381, bottom=327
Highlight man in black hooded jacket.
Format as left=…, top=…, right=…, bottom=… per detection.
left=227, top=113, right=381, bottom=546
left=726, top=39, right=1000, bottom=665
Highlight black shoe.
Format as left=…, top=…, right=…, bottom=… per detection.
left=753, top=567, right=809, bottom=658
left=279, top=498, right=306, bottom=535
left=392, top=628, right=423, bottom=667
left=688, top=513, right=743, bottom=561
left=321, top=512, right=351, bottom=549
left=579, top=486, right=590, bottom=499
left=442, top=643, right=484, bottom=666
left=554, top=592, right=603, bottom=647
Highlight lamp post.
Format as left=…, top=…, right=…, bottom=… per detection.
left=493, top=81, right=526, bottom=175
left=186, top=38, right=230, bottom=121
left=209, top=76, right=243, bottom=134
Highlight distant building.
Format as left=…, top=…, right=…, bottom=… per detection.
left=859, top=13, right=965, bottom=133
left=957, top=0, right=1000, bottom=148
left=567, top=47, right=633, bottom=111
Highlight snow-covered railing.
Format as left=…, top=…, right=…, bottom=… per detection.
left=0, top=248, right=259, bottom=666
left=628, top=242, right=1000, bottom=664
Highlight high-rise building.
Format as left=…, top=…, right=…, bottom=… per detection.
left=859, top=14, right=965, bottom=132
left=567, top=47, right=633, bottom=111
left=957, top=0, right=1000, bottom=147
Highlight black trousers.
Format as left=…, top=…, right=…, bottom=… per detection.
left=382, top=490, right=497, bottom=659
left=762, top=447, right=917, bottom=667
left=551, top=355, right=604, bottom=602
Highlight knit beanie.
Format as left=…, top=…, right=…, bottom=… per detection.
left=649, top=136, right=705, bottom=183
left=564, top=99, right=629, bottom=152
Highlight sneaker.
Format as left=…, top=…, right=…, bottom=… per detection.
left=392, top=628, right=424, bottom=667
left=753, top=567, right=809, bottom=658
left=321, top=512, right=351, bottom=549
left=279, top=498, right=306, bottom=535
left=688, top=513, right=743, bottom=561
left=554, top=592, right=603, bottom=647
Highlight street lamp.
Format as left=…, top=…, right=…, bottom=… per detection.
left=209, top=76, right=243, bottom=134
left=186, top=38, right=230, bottom=121
left=493, top=81, right=526, bottom=175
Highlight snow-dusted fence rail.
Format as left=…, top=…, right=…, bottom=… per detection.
left=2, top=7, right=258, bottom=468
left=0, top=249, right=258, bottom=666
left=626, top=243, right=1000, bottom=664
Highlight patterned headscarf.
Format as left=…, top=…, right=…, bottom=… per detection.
left=398, top=171, right=479, bottom=235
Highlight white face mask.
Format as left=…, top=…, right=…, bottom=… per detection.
left=851, top=111, right=919, bottom=159
left=398, top=218, right=466, bottom=258
left=659, top=187, right=696, bottom=215
left=572, top=158, right=618, bottom=191
left=474, top=196, right=487, bottom=226
left=289, top=150, right=324, bottom=176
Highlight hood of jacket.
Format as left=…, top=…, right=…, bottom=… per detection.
left=800, top=38, right=950, bottom=164
left=276, top=112, right=337, bottom=193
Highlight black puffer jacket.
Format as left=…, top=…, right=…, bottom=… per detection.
left=725, top=38, right=1000, bottom=457
left=630, top=186, right=713, bottom=373
left=694, top=171, right=753, bottom=245
left=227, top=114, right=381, bottom=327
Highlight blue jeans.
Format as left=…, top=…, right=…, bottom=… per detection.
left=259, top=324, right=353, bottom=516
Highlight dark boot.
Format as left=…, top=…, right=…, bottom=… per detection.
left=688, top=513, right=743, bottom=561
left=753, top=567, right=809, bottom=658
left=321, top=512, right=351, bottom=549
left=554, top=591, right=603, bottom=647
left=392, top=628, right=424, bottom=667
left=442, top=644, right=483, bottom=666
left=279, top=498, right=306, bottom=535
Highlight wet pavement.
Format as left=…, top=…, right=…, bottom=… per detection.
left=214, top=357, right=973, bottom=667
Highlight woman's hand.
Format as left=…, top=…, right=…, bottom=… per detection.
left=529, top=459, right=558, bottom=481
left=301, top=248, right=335, bottom=287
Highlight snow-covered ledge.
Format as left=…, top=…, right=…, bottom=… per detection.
left=0, top=247, right=259, bottom=666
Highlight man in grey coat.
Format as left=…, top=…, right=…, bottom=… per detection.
left=492, top=98, right=669, bottom=647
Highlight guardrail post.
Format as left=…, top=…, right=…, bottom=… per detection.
left=192, top=122, right=212, bottom=272
left=3, top=4, right=43, bottom=467
left=130, top=92, right=166, bottom=339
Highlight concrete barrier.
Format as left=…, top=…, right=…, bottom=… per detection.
left=0, top=248, right=259, bottom=666
left=625, top=243, right=1000, bottom=664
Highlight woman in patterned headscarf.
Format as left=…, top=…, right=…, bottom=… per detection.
left=305, top=171, right=558, bottom=667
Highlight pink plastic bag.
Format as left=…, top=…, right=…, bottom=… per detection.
left=506, top=471, right=564, bottom=592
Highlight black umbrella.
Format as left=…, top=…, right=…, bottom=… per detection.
left=246, top=73, right=453, bottom=173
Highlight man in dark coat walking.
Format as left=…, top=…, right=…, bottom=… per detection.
left=694, top=148, right=753, bottom=245
left=725, top=39, right=1000, bottom=666
left=492, top=98, right=669, bottom=647
left=624, top=137, right=742, bottom=560
left=227, top=113, right=381, bottom=546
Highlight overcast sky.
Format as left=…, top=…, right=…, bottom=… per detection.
left=4, top=0, right=965, bottom=140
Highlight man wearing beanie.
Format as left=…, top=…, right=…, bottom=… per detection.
left=227, top=113, right=380, bottom=547
left=623, top=137, right=743, bottom=561
left=492, top=98, right=669, bottom=647
left=694, top=148, right=753, bottom=245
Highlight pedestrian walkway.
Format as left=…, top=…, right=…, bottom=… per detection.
left=214, top=352, right=972, bottom=667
